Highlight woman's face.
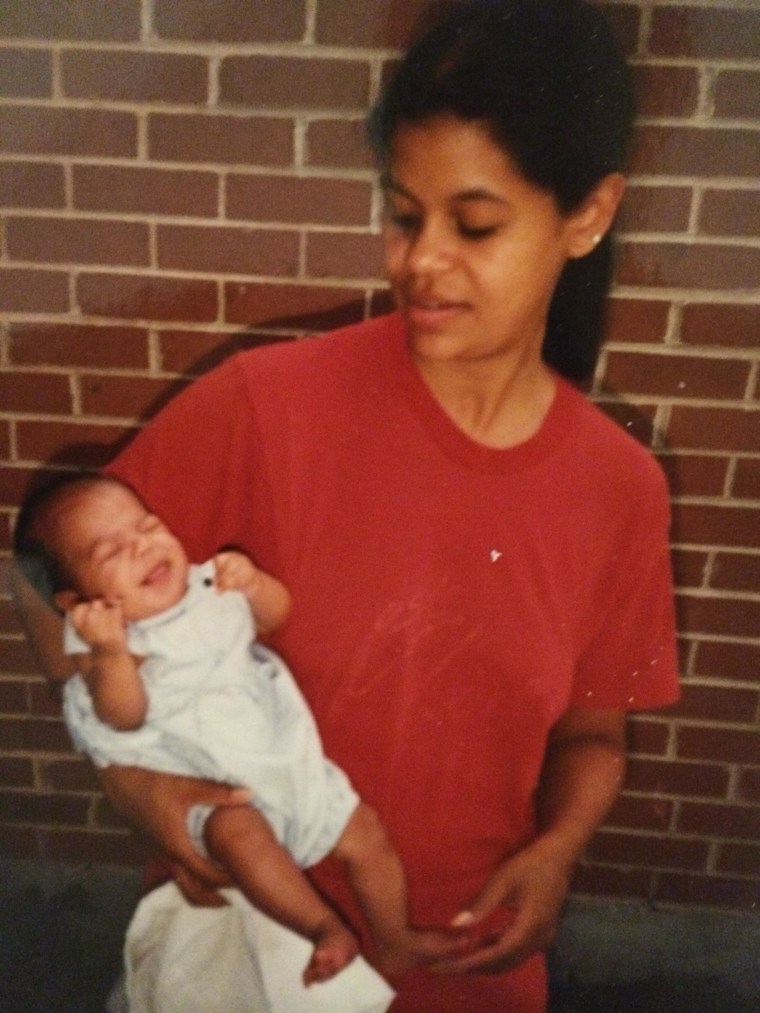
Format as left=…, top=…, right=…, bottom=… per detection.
left=383, top=115, right=592, bottom=374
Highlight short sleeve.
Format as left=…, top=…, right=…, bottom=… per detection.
left=571, top=466, right=680, bottom=711
left=106, top=354, right=275, bottom=567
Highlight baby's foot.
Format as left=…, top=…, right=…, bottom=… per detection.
left=303, top=920, right=359, bottom=985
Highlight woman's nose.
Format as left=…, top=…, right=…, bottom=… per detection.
left=407, top=221, right=453, bottom=273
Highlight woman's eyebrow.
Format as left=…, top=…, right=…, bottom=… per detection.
left=382, top=175, right=507, bottom=207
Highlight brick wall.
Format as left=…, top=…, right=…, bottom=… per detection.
left=1, top=1, right=757, bottom=908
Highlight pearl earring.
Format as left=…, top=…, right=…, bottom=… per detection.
left=592, top=233, right=602, bottom=245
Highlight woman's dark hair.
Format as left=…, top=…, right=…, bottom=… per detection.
left=370, top=0, right=636, bottom=380
left=13, top=471, right=121, bottom=606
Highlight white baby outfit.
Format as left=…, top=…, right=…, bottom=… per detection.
left=63, top=560, right=359, bottom=868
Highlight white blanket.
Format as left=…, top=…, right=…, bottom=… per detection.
left=120, top=883, right=395, bottom=1013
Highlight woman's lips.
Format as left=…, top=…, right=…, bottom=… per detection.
left=405, top=298, right=466, bottom=330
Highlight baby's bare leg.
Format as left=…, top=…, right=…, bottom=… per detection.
left=204, top=805, right=357, bottom=984
left=332, top=802, right=462, bottom=976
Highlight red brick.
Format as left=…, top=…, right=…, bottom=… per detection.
left=671, top=548, right=708, bottom=590
left=16, top=420, right=136, bottom=468
left=0, top=823, right=39, bottom=857
left=669, top=408, right=759, bottom=455
left=589, top=830, right=709, bottom=871
left=650, top=8, right=760, bottom=61
left=0, top=679, right=28, bottom=713
left=225, top=282, right=365, bottom=330
left=699, top=190, right=760, bottom=239
left=627, top=717, right=671, bottom=757
left=694, top=641, right=759, bottom=685
left=657, top=452, right=727, bottom=499
left=227, top=175, right=373, bottom=227
left=677, top=593, right=759, bottom=639
left=605, top=794, right=672, bottom=832
left=62, top=50, right=208, bottom=103
left=654, top=871, right=758, bottom=908
left=711, top=552, right=760, bottom=594
left=596, top=3, right=641, bottom=57
left=716, top=843, right=760, bottom=876
left=603, top=298, right=670, bottom=345
left=80, top=374, right=189, bottom=422
left=591, top=399, right=656, bottom=448
left=0, top=162, right=65, bottom=209
left=0, top=0, right=139, bottom=40
left=733, top=459, right=760, bottom=500
left=603, top=351, right=749, bottom=401
left=714, top=70, right=760, bottom=120
left=629, top=126, right=759, bottom=179
left=680, top=304, right=760, bottom=349
left=220, top=56, right=370, bottom=110
left=0, top=716, right=71, bottom=752
left=0, top=268, right=69, bottom=313
left=626, top=758, right=729, bottom=800
left=160, top=329, right=293, bottom=375
left=7, top=216, right=149, bottom=267
left=736, top=769, right=760, bottom=804
left=617, top=241, right=760, bottom=291
left=617, top=185, right=692, bottom=235
left=0, top=106, right=137, bottom=158
left=670, top=683, right=758, bottom=724
left=154, top=0, right=305, bottom=43
left=78, top=272, right=218, bottom=322
left=0, top=788, right=90, bottom=826
left=678, top=725, right=759, bottom=766
left=73, top=164, right=218, bottom=217
left=28, top=679, right=65, bottom=718
left=570, top=863, right=653, bottom=900
left=0, top=637, right=37, bottom=677
left=632, top=65, right=699, bottom=119
left=0, top=600, right=23, bottom=636
left=0, top=756, right=34, bottom=787
left=148, top=113, right=293, bottom=167
left=0, top=465, right=48, bottom=505
left=0, top=47, right=52, bottom=98
left=306, top=119, right=375, bottom=170
left=10, top=323, right=150, bottom=370
left=40, top=757, right=99, bottom=792
left=157, top=225, right=299, bottom=276
left=306, top=232, right=385, bottom=280
left=0, top=371, right=71, bottom=415
left=678, top=801, right=760, bottom=840
left=316, top=0, right=439, bottom=48
left=45, top=826, right=145, bottom=867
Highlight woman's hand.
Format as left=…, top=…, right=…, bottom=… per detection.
left=99, top=765, right=251, bottom=906
left=436, top=706, right=626, bottom=975
left=433, top=835, right=572, bottom=974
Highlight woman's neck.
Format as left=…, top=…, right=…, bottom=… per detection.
left=413, top=352, right=557, bottom=449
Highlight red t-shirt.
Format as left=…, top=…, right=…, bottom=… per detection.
left=110, top=313, right=679, bottom=1011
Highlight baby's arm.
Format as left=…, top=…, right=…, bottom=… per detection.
left=67, top=599, right=148, bottom=730
left=213, top=550, right=291, bottom=634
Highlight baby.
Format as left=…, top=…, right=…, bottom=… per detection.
left=14, top=472, right=460, bottom=985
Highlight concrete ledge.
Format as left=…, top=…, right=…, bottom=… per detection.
left=1, top=858, right=758, bottom=1012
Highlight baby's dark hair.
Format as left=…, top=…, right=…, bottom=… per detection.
left=370, top=0, right=636, bottom=380
left=13, top=471, right=127, bottom=607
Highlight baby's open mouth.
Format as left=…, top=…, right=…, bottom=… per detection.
left=142, top=561, right=171, bottom=587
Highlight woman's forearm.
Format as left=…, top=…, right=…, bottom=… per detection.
left=534, top=707, right=626, bottom=869
left=11, top=562, right=75, bottom=682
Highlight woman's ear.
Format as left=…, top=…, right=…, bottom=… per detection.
left=53, top=588, right=81, bottom=613
left=566, top=172, right=627, bottom=259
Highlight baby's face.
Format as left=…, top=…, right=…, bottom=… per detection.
left=52, top=482, right=189, bottom=621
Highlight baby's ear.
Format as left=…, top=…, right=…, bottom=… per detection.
left=53, top=589, right=81, bottom=613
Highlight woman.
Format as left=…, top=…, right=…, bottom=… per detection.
left=16, top=2, right=679, bottom=1009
